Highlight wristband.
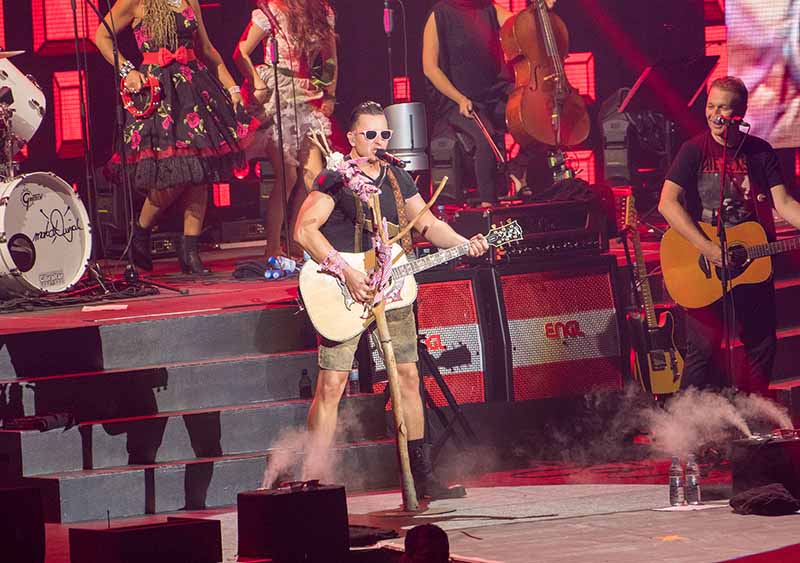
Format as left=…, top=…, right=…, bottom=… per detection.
left=119, top=60, right=135, bottom=79
left=318, top=249, right=348, bottom=283
left=228, top=85, right=241, bottom=95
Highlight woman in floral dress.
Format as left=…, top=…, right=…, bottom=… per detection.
left=234, top=0, right=337, bottom=261
left=96, top=0, right=253, bottom=274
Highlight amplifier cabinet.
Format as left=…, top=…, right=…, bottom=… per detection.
left=451, top=200, right=609, bottom=264
left=370, top=268, right=505, bottom=405
left=493, top=255, right=624, bottom=401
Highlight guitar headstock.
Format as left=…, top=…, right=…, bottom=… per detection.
left=486, top=220, right=523, bottom=248
left=613, top=186, right=637, bottom=231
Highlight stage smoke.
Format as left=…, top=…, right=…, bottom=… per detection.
left=644, top=388, right=752, bottom=456
left=732, top=393, right=793, bottom=430
left=260, top=399, right=367, bottom=489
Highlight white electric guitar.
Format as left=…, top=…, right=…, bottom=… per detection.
left=298, top=221, right=523, bottom=342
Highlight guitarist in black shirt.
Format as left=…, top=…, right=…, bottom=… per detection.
left=658, top=76, right=800, bottom=394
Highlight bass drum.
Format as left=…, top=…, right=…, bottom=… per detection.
left=0, top=59, right=46, bottom=153
left=0, top=172, right=92, bottom=296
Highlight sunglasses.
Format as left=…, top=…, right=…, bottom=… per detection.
left=357, top=129, right=393, bottom=141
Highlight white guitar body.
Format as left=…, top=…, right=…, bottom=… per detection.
left=298, top=243, right=418, bottom=342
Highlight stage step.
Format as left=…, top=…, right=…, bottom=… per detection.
left=0, top=393, right=387, bottom=479
left=26, top=439, right=398, bottom=523
left=0, top=351, right=319, bottom=421
left=0, top=306, right=316, bottom=379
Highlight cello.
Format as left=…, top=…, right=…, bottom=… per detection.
left=500, top=0, right=590, bottom=148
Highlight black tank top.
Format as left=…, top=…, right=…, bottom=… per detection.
left=426, top=0, right=510, bottom=115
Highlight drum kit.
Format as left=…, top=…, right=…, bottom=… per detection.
left=0, top=50, right=92, bottom=297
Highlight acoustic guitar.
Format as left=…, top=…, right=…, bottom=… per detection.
left=299, top=221, right=523, bottom=342
left=623, top=193, right=683, bottom=395
left=660, top=221, right=800, bottom=309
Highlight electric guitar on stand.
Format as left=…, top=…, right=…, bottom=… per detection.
left=623, top=193, right=683, bottom=395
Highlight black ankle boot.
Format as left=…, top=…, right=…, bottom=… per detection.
left=176, top=235, right=211, bottom=275
left=409, top=440, right=467, bottom=501
left=131, top=222, right=153, bottom=271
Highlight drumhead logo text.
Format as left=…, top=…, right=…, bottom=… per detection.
left=21, top=189, right=44, bottom=211
left=39, top=270, right=65, bottom=288
left=33, top=207, right=83, bottom=243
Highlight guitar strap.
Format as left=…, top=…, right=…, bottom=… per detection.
left=745, top=152, right=777, bottom=242
left=352, top=167, right=413, bottom=254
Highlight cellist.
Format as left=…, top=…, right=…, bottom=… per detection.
left=422, top=0, right=557, bottom=207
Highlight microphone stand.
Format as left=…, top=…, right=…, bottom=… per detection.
left=83, top=0, right=184, bottom=295
left=384, top=0, right=394, bottom=102
left=265, top=18, right=292, bottom=259
left=69, top=0, right=107, bottom=291
left=718, top=123, right=734, bottom=388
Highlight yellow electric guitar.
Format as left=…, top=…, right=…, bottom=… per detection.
left=660, top=221, right=799, bottom=309
left=299, top=221, right=523, bottom=342
left=624, top=194, right=684, bottom=394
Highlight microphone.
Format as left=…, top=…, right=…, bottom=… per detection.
left=384, top=0, right=394, bottom=35
left=375, top=149, right=407, bottom=168
left=713, top=115, right=749, bottom=127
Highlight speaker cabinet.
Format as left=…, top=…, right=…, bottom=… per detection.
left=0, top=487, right=44, bottom=563
left=69, top=517, right=220, bottom=563
left=494, top=255, right=624, bottom=401
left=370, top=267, right=504, bottom=405
left=237, top=485, right=349, bottom=561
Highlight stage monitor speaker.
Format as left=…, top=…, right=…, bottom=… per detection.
left=0, top=487, right=44, bottom=563
left=731, top=436, right=800, bottom=499
left=69, top=517, right=221, bottom=563
left=237, top=485, right=349, bottom=561
left=493, top=254, right=624, bottom=401
left=370, top=267, right=505, bottom=405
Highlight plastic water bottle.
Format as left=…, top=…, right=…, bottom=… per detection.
left=268, top=256, right=297, bottom=274
left=347, top=360, right=360, bottom=396
left=685, top=454, right=701, bottom=505
left=669, top=456, right=685, bottom=506
left=264, top=269, right=282, bottom=280
left=298, top=368, right=312, bottom=399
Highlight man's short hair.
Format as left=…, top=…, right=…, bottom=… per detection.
left=348, top=101, right=384, bottom=131
left=709, top=76, right=749, bottom=114
left=401, top=524, right=450, bottom=563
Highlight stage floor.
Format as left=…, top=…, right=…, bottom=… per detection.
left=43, top=461, right=800, bottom=563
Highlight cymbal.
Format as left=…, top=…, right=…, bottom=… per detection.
left=0, top=51, right=25, bottom=60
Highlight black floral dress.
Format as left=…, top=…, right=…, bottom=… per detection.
left=109, top=6, right=253, bottom=194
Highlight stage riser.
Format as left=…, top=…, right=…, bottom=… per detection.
left=0, top=394, right=387, bottom=478
left=28, top=442, right=398, bottom=523
left=2, top=352, right=318, bottom=420
left=0, top=308, right=316, bottom=379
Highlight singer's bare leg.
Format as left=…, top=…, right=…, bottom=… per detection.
left=265, top=143, right=299, bottom=258
left=307, top=369, right=347, bottom=451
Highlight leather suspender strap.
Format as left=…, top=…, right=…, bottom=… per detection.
left=353, top=194, right=365, bottom=252
left=386, top=168, right=414, bottom=255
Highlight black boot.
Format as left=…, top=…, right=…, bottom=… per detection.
left=409, top=440, right=466, bottom=501
left=176, top=235, right=211, bottom=275
left=131, top=222, right=153, bottom=271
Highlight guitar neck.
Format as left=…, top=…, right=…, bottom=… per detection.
left=749, top=236, right=800, bottom=259
left=391, top=242, right=471, bottom=279
left=630, top=228, right=658, bottom=329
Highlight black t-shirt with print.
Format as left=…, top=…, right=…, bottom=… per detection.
left=316, top=163, right=419, bottom=252
left=666, top=131, right=783, bottom=227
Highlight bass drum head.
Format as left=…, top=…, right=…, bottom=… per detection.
left=0, top=172, right=92, bottom=295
